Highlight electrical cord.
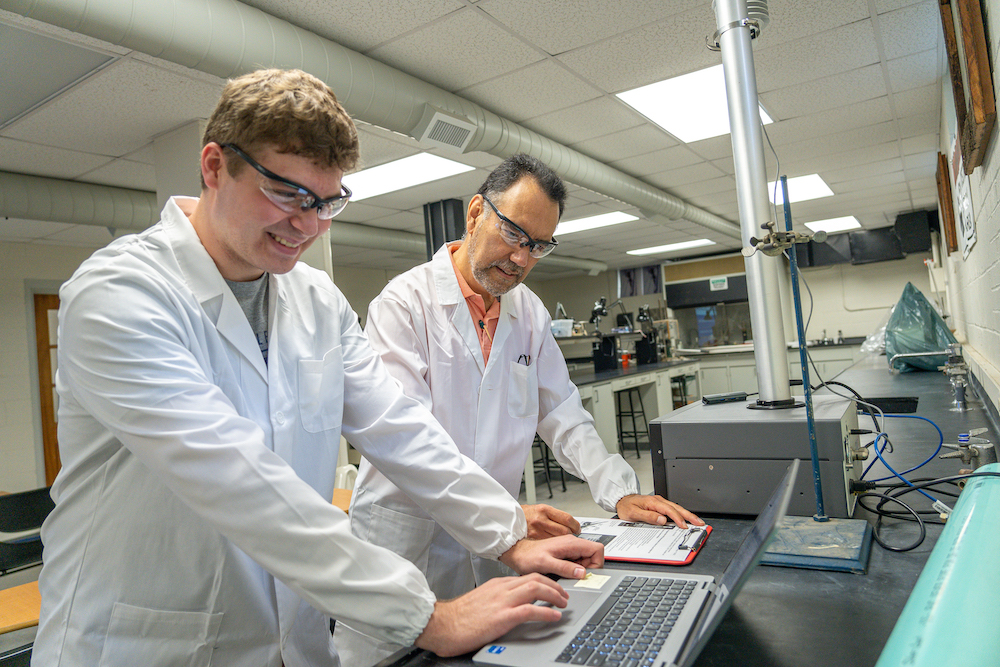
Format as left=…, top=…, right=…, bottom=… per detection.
left=856, top=471, right=1000, bottom=551
left=855, top=492, right=925, bottom=552
left=761, top=120, right=781, bottom=234
left=864, top=414, right=944, bottom=482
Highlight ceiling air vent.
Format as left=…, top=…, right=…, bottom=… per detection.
left=410, top=104, right=477, bottom=153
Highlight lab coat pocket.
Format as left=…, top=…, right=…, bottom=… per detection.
left=367, top=504, right=436, bottom=572
left=299, top=346, right=346, bottom=433
left=507, top=361, right=539, bottom=419
left=98, top=602, right=223, bottom=667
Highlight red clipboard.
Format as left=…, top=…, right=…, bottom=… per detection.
left=577, top=518, right=713, bottom=566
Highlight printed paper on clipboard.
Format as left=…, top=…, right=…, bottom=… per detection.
left=576, top=517, right=712, bottom=565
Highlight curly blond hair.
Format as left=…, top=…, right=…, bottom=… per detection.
left=203, top=68, right=359, bottom=182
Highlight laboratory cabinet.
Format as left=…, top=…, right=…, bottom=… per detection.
left=572, top=360, right=700, bottom=454
left=697, top=345, right=864, bottom=395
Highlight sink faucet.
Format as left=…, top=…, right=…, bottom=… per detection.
left=890, top=343, right=972, bottom=410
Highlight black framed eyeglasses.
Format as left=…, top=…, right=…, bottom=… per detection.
left=221, top=143, right=351, bottom=220
left=482, top=195, right=558, bottom=259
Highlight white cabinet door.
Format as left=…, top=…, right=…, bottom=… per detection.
left=729, top=363, right=758, bottom=394
left=700, top=366, right=730, bottom=395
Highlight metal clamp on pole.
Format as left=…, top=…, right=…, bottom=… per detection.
left=707, top=18, right=763, bottom=51
left=741, top=219, right=827, bottom=257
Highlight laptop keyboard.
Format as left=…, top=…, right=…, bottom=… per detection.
left=555, top=575, right=697, bottom=666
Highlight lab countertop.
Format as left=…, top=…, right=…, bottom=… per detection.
left=677, top=336, right=866, bottom=356
left=384, top=353, right=998, bottom=667
left=568, top=358, right=698, bottom=386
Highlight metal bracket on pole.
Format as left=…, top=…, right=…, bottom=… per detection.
left=707, top=18, right=763, bottom=50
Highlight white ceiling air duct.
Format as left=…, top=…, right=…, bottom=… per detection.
left=0, top=170, right=609, bottom=273
left=0, top=171, right=157, bottom=230
left=332, top=218, right=606, bottom=274
left=0, top=0, right=742, bottom=242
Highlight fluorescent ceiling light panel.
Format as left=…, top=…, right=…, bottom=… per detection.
left=616, top=64, right=772, bottom=143
left=804, top=216, right=861, bottom=234
left=627, top=239, right=715, bottom=256
left=343, top=153, right=475, bottom=201
left=556, top=211, right=638, bottom=236
left=766, top=174, right=834, bottom=204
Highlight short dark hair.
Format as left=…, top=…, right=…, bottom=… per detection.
left=477, top=154, right=567, bottom=219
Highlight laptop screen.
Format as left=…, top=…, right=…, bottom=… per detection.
left=678, top=459, right=800, bottom=666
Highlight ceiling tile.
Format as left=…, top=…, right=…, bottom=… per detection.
left=886, top=48, right=941, bottom=93
left=609, top=146, right=704, bottom=179
left=755, top=20, right=879, bottom=93
left=0, top=22, right=113, bottom=126
left=367, top=8, right=544, bottom=91
left=685, top=135, right=736, bottom=162
left=0, top=137, right=111, bottom=180
left=3, top=59, right=222, bottom=157
left=761, top=64, right=887, bottom=118
left=353, top=128, right=423, bottom=170
left=897, top=111, right=940, bottom=137
left=0, top=217, right=73, bottom=241
left=877, top=0, right=942, bottom=61
left=459, top=60, right=602, bottom=123
left=763, top=97, right=893, bottom=145
left=556, top=6, right=718, bottom=94
left=893, top=84, right=940, bottom=118
left=900, top=133, right=939, bottom=155
left=241, top=0, right=463, bottom=53
left=875, top=0, right=930, bottom=13
left=823, top=158, right=905, bottom=182
left=478, top=0, right=704, bottom=55
left=521, top=97, right=644, bottom=145
left=760, top=0, right=871, bottom=47
left=79, top=158, right=157, bottom=191
left=42, top=224, right=119, bottom=248
left=669, top=176, right=737, bottom=199
left=826, top=170, right=906, bottom=190
left=570, top=125, right=677, bottom=164
left=647, top=162, right=728, bottom=190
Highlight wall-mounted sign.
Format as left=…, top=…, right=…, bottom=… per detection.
left=951, top=126, right=977, bottom=259
left=709, top=276, right=729, bottom=291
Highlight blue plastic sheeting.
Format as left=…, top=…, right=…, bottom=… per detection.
left=876, top=463, right=1000, bottom=666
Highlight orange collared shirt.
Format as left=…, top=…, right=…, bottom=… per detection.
left=449, top=244, right=500, bottom=363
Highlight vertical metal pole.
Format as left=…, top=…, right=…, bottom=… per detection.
left=782, top=176, right=827, bottom=520
left=714, top=0, right=791, bottom=406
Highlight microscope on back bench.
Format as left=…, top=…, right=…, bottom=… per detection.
left=590, top=298, right=620, bottom=372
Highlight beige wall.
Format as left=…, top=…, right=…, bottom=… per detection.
left=0, top=242, right=97, bottom=492
left=796, top=253, right=933, bottom=340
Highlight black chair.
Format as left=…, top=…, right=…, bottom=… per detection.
left=0, top=486, right=54, bottom=576
left=615, top=388, right=648, bottom=458
left=0, top=642, right=32, bottom=667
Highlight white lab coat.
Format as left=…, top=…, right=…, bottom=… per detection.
left=351, top=243, right=639, bottom=593
left=34, top=199, right=526, bottom=667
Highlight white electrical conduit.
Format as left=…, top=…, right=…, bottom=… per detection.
left=0, top=0, right=742, bottom=241
left=0, top=170, right=609, bottom=273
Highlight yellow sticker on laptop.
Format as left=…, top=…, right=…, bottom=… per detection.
left=574, top=573, right=610, bottom=589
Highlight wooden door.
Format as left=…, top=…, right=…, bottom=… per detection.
left=34, top=293, right=61, bottom=486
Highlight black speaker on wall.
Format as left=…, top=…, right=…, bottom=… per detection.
left=894, top=210, right=935, bottom=253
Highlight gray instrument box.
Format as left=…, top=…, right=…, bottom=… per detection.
left=651, top=395, right=862, bottom=518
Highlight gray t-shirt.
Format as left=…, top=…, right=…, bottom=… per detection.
left=226, top=273, right=269, bottom=363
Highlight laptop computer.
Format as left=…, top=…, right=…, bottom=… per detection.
left=472, top=459, right=800, bottom=667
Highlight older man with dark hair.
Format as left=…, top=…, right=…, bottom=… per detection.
left=338, top=153, right=703, bottom=666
